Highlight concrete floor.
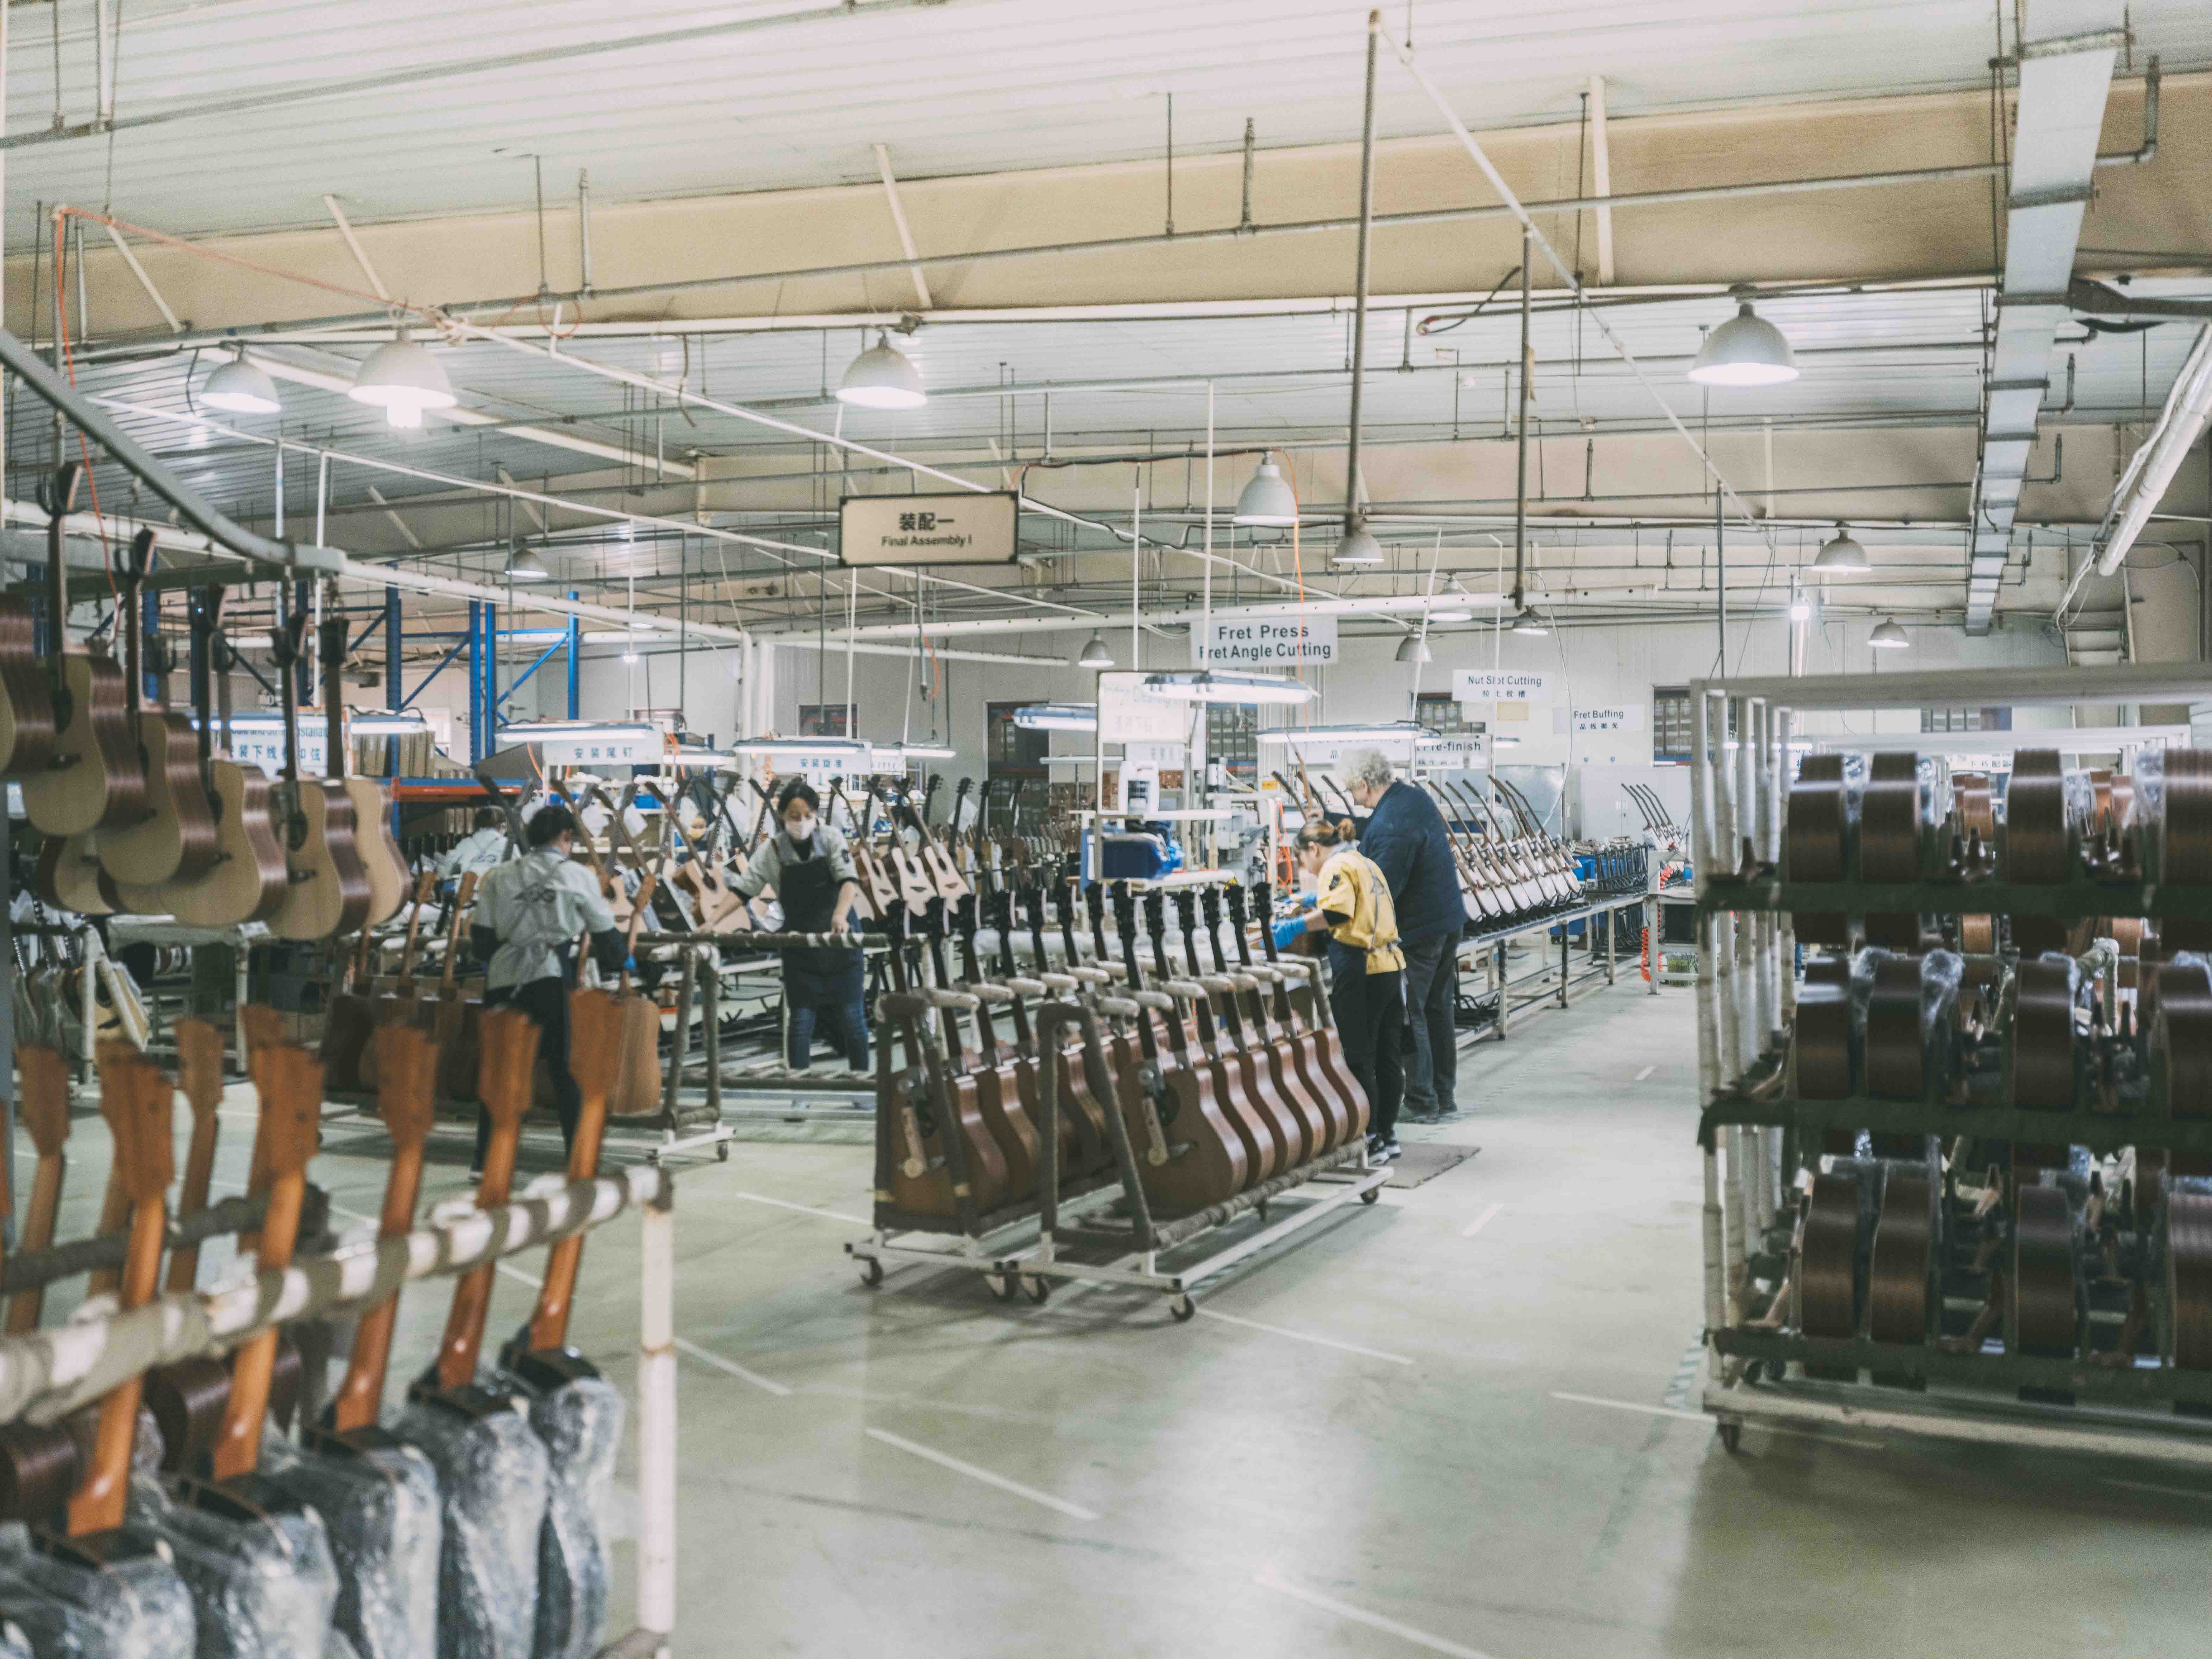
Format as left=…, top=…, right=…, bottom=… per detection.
left=26, top=979, right=2212, bottom=1656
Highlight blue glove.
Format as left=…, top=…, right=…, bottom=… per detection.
left=1273, top=916, right=1308, bottom=952
left=623, top=955, right=637, bottom=975
left=1295, top=889, right=1318, bottom=911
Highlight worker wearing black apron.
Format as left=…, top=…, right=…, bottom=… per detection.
left=731, top=779, right=868, bottom=1072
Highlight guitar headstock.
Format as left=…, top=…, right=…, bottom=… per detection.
left=1110, top=880, right=1137, bottom=935
left=102, top=1050, right=174, bottom=1205
left=18, top=1046, right=71, bottom=1159
left=1225, top=883, right=1250, bottom=930
left=1201, top=886, right=1224, bottom=929
left=256, top=1044, right=325, bottom=1183
left=1144, top=889, right=1169, bottom=940
left=476, top=1007, right=543, bottom=1135
left=374, top=1022, right=440, bottom=1153
left=173, top=1017, right=225, bottom=1128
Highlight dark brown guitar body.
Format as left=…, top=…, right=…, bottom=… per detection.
left=269, top=780, right=373, bottom=941
left=1117, top=1011, right=1247, bottom=1213
left=22, top=654, right=148, bottom=837
left=135, top=757, right=289, bottom=925
left=98, top=709, right=219, bottom=887
left=0, top=597, right=56, bottom=778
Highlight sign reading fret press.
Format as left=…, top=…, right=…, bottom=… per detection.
left=1190, top=613, right=1337, bottom=668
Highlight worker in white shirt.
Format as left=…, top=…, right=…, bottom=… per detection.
left=468, top=803, right=625, bottom=1174
left=439, top=805, right=511, bottom=881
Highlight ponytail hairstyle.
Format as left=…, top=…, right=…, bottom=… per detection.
left=1295, top=817, right=1355, bottom=852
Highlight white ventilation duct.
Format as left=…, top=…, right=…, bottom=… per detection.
left=2096, top=324, right=2212, bottom=576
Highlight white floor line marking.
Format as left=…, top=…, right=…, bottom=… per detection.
left=1460, top=1203, right=1503, bottom=1238
left=863, top=1427, right=1099, bottom=1521
left=1255, top=1566, right=1501, bottom=1659
left=1633, top=1065, right=1656, bottom=1082
left=733, top=1191, right=870, bottom=1226
left=674, top=1337, right=794, bottom=1397
left=498, top=1264, right=543, bottom=1289
left=2104, top=1477, right=2212, bottom=1499
left=1194, top=1308, right=1413, bottom=1365
left=1550, top=1391, right=1708, bottom=1424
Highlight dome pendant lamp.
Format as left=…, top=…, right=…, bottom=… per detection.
left=1869, top=617, right=1910, bottom=649
left=1814, top=523, right=1871, bottom=572
left=203, top=348, right=283, bottom=416
left=1687, top=293, right=1799, bottom=388
left=836, top=332, right=927, bottom=410
left=1075, top=633, right=1114, bottom=669
left=1334, top=518, right=1385, bottom=566
left=348, top=323, right=458, bottom=428
left=1232, top=458, right=1299, bottom=527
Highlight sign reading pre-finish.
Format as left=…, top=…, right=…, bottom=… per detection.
left=839, top=491, right=1021, bottom=566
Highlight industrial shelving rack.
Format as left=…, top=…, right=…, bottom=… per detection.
left=1688, top=661, right=2212, bottom=1465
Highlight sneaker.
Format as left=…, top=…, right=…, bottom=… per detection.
left=1366, top=1134, right=1401, bottom=1164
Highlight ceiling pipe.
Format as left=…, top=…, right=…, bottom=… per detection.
left=1338, top=12, right=1381, bottom=548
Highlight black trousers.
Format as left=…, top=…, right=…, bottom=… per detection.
left=473, top=975, right=580, bottom=1169
left=1332, top=967, right=1406, bottom=1141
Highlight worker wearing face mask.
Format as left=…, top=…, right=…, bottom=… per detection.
left=730, top=778, right=868, bottom=1072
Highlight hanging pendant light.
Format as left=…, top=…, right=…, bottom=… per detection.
left=1334, top=518, right=1385, bottom=566
left=1075, top=633, right=1114, bottom=669
left=202, top=348, right=283, bottom=416
left=348, top=324, right=458, bottom=428
left=1687, top=296, right=1799, bottom=387
left=1813, top=523, right=1871, bottom=572
left=1511, top=608, right=1550, bottom=637
left=1869, top=617, right=1910, bottom=649
left=1232, top=459, right=1299, bottom=527
left=836, top=332, right=926, bottom=410
left=1394, top=632, right=1431, bottom=663
left=508, top=544, right=553, bottom=582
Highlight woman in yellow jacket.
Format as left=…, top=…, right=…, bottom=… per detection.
left=1275, top=817, right=1407, bottom=1162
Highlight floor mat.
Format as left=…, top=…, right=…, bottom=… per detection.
left=1387, top=1143, right=1480, bottom=1189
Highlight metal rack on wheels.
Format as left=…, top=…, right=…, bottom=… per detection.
left=1462, top=889, right=1657, bottom=1041
left=1688, top=661, right=2212, bottom=1464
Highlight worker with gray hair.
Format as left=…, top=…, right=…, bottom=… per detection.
left=1341, top=746, right=1467, bottom=1121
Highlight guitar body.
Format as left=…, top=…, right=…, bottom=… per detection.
left=970, top=1057, right=1038, bottom=1203
left=434, top=991, right=484, bottom=1105
left=97, top=711, right=220, bottom=886
left=339, top=778, right=410, bottom=926
left=1052, top=1037, right=1117, bottom=1174
left=269, top=781, right=373, bottom=942
left=607, top=989, right=663, bottom=1117
left=1120, top=1035, right=1246, bottom=1213
left=0, top=597, right=57, bottom=777
left=1196, top=1031, right=1277, bottom=1186
left=135, top=759, right=289, bottom=925
left=42, top=830, right=118, bottom=916
left=22, top=654, right=149, bottom=836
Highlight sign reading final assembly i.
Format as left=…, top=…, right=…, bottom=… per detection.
left=1190, top=613, right=1337, bottom=668
left=839, top=491, right=1021, bottom=566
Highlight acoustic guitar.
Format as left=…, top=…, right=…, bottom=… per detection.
left=267, top=612, right=373, bottom=941
left=0, top=589, right=56, bottom=780
left=1201, top=884, right=1327, bottom=1165
left=20, top=463, right=147, bottom=838
left=129, top=589, right=290, bottom=925
left=1148, top=888, right=1278, bottom=1185
left=321, top=599, right=410, bottom=927
left=97, top=530, right=218, bottom=888
left=608, top=873, right=665, bottom=1117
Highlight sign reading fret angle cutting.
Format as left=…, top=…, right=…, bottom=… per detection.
left=839, top=491, right=1020, bottom=566
left=1190, top=614, right=1337, bottom=667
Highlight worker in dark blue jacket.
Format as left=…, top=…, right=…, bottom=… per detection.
left=1343, top=748, right=1466, bottom=1120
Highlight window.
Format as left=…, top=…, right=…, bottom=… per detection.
left=1207, top=703, right=1258, bottom=779
left=1415, top=691, right=1475, bottom=736
left=1653, top=687, right=1693, bottom=763
left=797, top=703, right=852, bottom=738
left=1921, top=706, right=2012, bottom=733
left=985, top=701, right=1050, bottom=777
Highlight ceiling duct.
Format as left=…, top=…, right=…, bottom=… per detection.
left=1962, top=4, right=2127, bottom=634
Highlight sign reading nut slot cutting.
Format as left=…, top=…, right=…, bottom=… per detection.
left=839, top=491, right=1021, bottom=566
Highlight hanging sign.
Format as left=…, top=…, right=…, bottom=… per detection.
left=1097, top=671, right=1189, bottom=745
left=839, top=492, right=1020, bottom=566
left=229, top=727, right=328, bottom=777
left=1572, top=704, right=1644, bottom=736
left=1189, top=613, right=1337, bottom=668
left=1454, top=668, right=1551, bottom=703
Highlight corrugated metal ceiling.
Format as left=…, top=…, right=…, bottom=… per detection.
left=3, top=0, right=2202, bottom=240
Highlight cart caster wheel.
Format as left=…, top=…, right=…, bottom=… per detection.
left=1169, top=1294, right=1197, bottom=1323
left=1360, top=1184, right=1382, bottom=1205
left=716, top=1142, right=731, bottom=1162
left=1716, top=1420, right=1742, bottom=1454
left=857, top=1257, right=884, bottom=1289
left=1024, top=1275, right=1052, bottom=1304
left=990, top=1272, right=1019, bottom=1303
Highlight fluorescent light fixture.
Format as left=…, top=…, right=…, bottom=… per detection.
left=836, top=332, right=926, bottom=410
left=202, top=350, right=283, bottom=416
left=502, top=720, right=663, bottom=745
left=1012, top=702, right=1098, bottom=732
left=667, top=748, right=738, bottom=767
left=1232, top=459, right=1299, bottom=527
left=1074, top=632, right=1114, bottom=669
left=1814, top=524, right=1870, bottom=572
left=1140, top=670, right=1315, bottom=706
left=1427, top=607, right=1475, bottom=624
left=1492, top=734, right=1521, bottom=748
left=1687, top=298, right=1799, bottom=387
left=1259, top=722, right=1443, bottom=748
left=580, top=627, right=671, bottom=643
left=346, top=710, right=430, bottom=736
left=348, top=325, right=458, bottom=426
left=508, top=545, right=554, bottom=581
left=871, top=742, right=956, bottom=765
left=730, top=736, right=870, bottom=758
left=1869, top=617, right=1910, bottom=649
left=1334, top=519, right=1385, bottom=566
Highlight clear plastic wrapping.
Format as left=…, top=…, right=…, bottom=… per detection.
left=0, top=1522, right=195, bottom=1659
left=2061, top=767, right=2095, bottom=836
left=128, top=1471, right=344, bottom=1659
left=391, top=1400, right=550, bottom=1659
left=512, top=1375, right=622, bottom=1659
left=260, top=1436, right=440, bottom=1659
left=1920, top=948, right=1964, bottom=1039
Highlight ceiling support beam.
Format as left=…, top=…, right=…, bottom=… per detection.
left=322, top=194, right=391, bottom=300
left=1963, top=12, right=2129, bottom=632
left=872, top=143, right=933, bottom=312
left=1588, top=76, right=1615, bottom=286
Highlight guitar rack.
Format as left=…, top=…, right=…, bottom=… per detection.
left=845, top=873, right=1390, bottom=1320
left=1688, top=663, right=2212, bottom=1466
left=1461, top=889, right=1658, bottom=1042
